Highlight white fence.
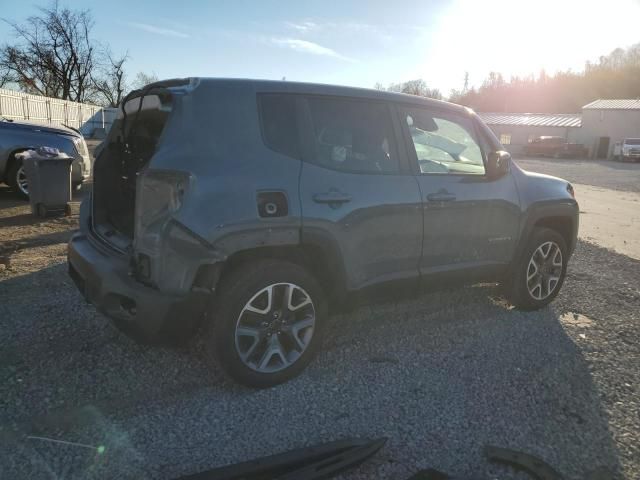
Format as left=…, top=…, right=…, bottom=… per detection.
left=0, top=87, right=117, bottom=137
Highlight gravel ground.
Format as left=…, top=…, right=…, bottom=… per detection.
left=1, top=158, right=639, bottom=479
left=514, top=156, right=640, bottom=192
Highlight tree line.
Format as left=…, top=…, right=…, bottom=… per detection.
left=374, top=79, right=443, bottom=100
left=375, top=44, right=640, bottom=113
left=0, top=2, right=158, bottom=107
left=449, top=43, right=640, bottom=113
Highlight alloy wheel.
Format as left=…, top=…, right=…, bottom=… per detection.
left=16, top=166, right=28, bottom=196
left=526, top=241, right=563, bottom=300
left=234, top=282, right=316, bottom=373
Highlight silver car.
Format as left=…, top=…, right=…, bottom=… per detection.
left=0, top=116, right=91, bottom=198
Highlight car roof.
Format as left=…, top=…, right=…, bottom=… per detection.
left=162, top=77, right=469, bottom=115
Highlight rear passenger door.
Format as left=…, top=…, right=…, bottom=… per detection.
left=397, top=105, right=520, bottom=277
left=297, top=95, right=423, bottom=291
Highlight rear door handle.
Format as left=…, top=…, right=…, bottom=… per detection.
left=426, top=192, right=456, bottom=202
left=313, top=191, right=352, bottom=204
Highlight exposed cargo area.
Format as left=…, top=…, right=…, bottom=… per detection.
left=92, top=93, right=172, bottom=250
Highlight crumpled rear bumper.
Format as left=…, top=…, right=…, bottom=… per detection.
left=67, top=231, right=208, bottom=343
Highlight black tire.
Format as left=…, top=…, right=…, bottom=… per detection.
left=6, top=157, right=28, bottom=200
left=204, top=259, right=327, bottom=388
left=505, top=227, right=568, bottom=311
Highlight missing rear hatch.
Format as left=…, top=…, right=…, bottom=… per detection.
left=92, top=90, right=173, bottom=249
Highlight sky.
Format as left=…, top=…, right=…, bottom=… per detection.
left=1, top=0, right=640, bottom=94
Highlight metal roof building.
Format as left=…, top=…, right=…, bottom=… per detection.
left=479, top=113, right=583, bottom=154
left=582, top=99, right=640, bottom=110
left=480, top=100, right=640, bottom=158
left=479, top=113, right=582, bottom=128
left=580, top=99, right=640, bottom=158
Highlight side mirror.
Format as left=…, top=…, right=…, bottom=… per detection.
left=487, top=150, right=511, bottom=179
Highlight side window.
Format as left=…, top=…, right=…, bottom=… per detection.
left=402, top=108, right=485, bottom=175
left=258, top=94, right=300, bottom=159
left=305, top=96, right=399, bottom=174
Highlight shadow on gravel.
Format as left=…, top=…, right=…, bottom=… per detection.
left=0, top=183, right=87, bottom=210
left=0, top=230, right=74, bottom=256
left=0, top=242, right=630, bottom=479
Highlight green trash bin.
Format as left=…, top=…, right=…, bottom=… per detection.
left=19, top=147, right=73, bottom=217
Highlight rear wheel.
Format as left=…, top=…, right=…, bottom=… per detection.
left=505, top=227, right=568, bottom=310
left=204, top=260, right=327, bottom=388
left=7, top=158, right=29, bottom=199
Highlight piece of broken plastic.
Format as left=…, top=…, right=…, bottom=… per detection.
left=174, top=437, right=387, bottom=480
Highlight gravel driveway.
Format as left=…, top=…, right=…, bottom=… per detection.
left=1, top=158, right=639, bottom=479
left=514, top=156, right=640, bottom=193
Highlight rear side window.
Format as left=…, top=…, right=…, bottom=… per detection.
left=305, top=97, right=399, bottom=174
left=258, top=94, right=300, bottom=159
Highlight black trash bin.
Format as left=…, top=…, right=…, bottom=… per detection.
left=19, top=147, right=73, bottom=217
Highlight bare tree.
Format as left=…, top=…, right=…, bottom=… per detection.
left=91, top=51, right=128, bottom=107
left=0, top=1, right=97, bottom=101
left=0, top=3, right=132, bottom=106
left=0, top=69, right=12, bottom=88
left=384, top=79, right=443, bottom=100
left=132, top=71, right=160, bottom=90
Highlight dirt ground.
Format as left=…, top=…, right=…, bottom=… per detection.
left=514, top=157, right=640, bottom=260
left=0, top=191, right=81, bottom=275
left=573, top=184, right=640, bottom=260
left=1, top=157, right=639, bottom=480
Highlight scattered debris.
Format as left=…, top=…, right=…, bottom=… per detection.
left=560, top=312, right=595, bottom=328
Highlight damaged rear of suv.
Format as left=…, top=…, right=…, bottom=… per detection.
left=68, top=78, right=578, bottom=388
left=69, top=79, right=217, bottom=340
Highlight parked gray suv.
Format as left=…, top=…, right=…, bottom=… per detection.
left=0, top=117, right=91, bottom=198
left=67, top=78, right=578, bottom=388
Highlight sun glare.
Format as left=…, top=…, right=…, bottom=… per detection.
left=425, top=0, right=640, bottom=91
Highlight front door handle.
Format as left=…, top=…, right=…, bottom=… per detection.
left=426, top=191, right=456, bottom=202
left=313, top=191, right=352, bottom=204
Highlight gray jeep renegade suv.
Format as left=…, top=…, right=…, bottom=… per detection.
left=67, top=78, right=578, bottom=388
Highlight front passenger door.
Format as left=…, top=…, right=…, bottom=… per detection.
left=398, top=106, right=520, bottom=277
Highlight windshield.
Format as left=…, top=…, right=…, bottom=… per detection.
left=624, top=138, right=640, bottom=145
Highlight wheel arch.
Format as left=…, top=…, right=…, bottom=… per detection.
left=515, top=203, right=579, bottom=265
left=198, top=239, right=347, bottom=308
left=532, top=216, right=574, bottom=251
left=3, top=147, right=31, bottom=182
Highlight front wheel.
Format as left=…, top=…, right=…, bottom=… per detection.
left=7, top=159, right=29, bottom=199
left=505, top=227, right=568, bottom=310
left=204, top=260, right=327, bottom=388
